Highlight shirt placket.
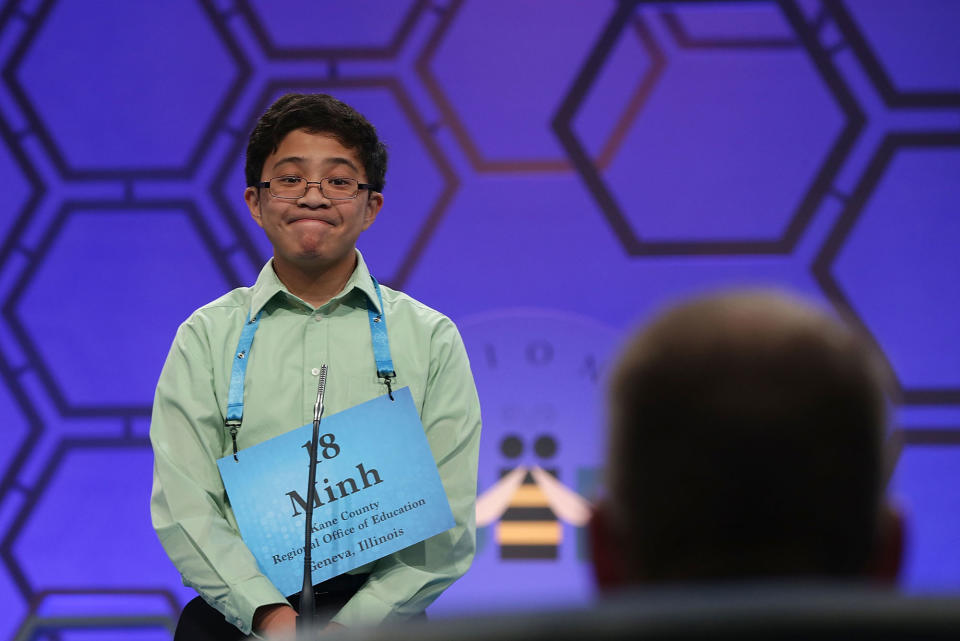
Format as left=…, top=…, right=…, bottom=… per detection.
left=303, top=306, right=330, bottom=426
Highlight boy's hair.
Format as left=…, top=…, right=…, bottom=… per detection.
left=245, top=93, right=387, bottom=192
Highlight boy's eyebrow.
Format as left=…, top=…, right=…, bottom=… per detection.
left=322, top=157, right=360, bottom=172
left=271, top=156, right=306, bottom=171
left=271, top=156, right=360, bottom=173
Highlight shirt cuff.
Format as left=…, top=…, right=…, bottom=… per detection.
left=330, top=589, right=394, bottom=628
left=227, top=575, right=289, bottom=634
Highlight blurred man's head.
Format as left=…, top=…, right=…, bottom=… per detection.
left=591, top=291, right=901, bottom=590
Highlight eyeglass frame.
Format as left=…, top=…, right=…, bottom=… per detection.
left=256, top=175, right=376, bottom=200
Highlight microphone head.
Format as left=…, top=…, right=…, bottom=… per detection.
left=313, top=364, right=328, bottom=422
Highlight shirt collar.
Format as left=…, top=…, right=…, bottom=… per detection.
left=248, top=250, right=382, bottom=318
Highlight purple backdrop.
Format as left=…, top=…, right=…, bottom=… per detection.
left=0, top=0, right=958, bottom=638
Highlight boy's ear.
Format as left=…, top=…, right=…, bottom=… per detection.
left=361, top=191, right=383, bottom=231
left=245, top=186, right=263, bottom=228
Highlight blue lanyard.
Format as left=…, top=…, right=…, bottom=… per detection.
left=225, top=277, right=396, bottom=460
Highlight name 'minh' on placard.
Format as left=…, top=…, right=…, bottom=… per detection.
left=217, top=387, right=455, bottom=596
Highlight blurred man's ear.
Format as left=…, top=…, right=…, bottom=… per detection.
left=589, top=501, right=628, bottom=592
left=870, top=502, right=904, bottom=585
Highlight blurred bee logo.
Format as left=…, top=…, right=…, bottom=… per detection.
left=476, top=434, right=591, bottom=559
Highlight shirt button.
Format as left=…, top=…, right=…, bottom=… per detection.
left=314, top=316, right=322, bottom=322
left=311, top=368, right=321, bottom=376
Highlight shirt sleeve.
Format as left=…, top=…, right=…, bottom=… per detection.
left=331, top=317, right=482, bottom=626
left=149, top=318, right=288, bottom=634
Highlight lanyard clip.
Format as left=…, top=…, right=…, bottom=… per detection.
left=379, top=372, right=396, bottom=401
left=225, top=419, right=242, bottom=462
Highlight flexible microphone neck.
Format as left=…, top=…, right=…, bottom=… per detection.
left=299, top=364, right=327, bottom=632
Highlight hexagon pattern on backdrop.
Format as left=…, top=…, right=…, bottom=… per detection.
left=238, top=0, right=427, bottom=58
left=820, top=141, right=960, bottom=400
left=8, top=206, right=236, bottom=414
left=9, top=441, right=183, bottom=594
left=0, top=0, right=958, bottom=635
left=598, top=19, right=843, bottom=243
left=418, top=0, right=614, bottom=171
left=7, top=0, right=243, bottom=177
left=554, top=0, right=865, bottom=256
left=832, top=0, right=960, bottom=107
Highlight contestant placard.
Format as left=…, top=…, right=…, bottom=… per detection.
left=217, top=387, right=454, bottom=596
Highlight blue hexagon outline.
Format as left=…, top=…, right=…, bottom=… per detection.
left=13, top=587, right=180, bottom=639
left=0, top=70, right=44, bottom=277
left=659, top=5, right=801, bottom=49
left=0, top=353, right=44, bottom=513
left=827, top=1, right=960, bottom=109
left=209, top=76, right=459, bottom=289
left=0, top=0, right=251, bottom=179
left=900, top=428, right=960, bottom=447
left=0, top=14, right=46, bottom=503
left=0, top=436, right=184, bottom=619
left=235, top=0, right=429, bottom=60
left=1, top=200, right=246, bottom=417
left=882, top=427, right=960, bottom=490
left=415, top=0, right=666, bottom=174
left=812, top=131, right=960, bottom=405
left=16, top=612, right=175, bottom=640
left=552, top=0, right=865, bottom=256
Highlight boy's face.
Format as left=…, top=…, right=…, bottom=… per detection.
left=244, top=128, right=382, bottom=274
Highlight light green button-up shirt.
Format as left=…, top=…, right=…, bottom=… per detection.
left=150, top=252, right=481, bottom=634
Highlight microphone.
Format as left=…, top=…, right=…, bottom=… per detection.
left=298, top=364, right=327, bottom=633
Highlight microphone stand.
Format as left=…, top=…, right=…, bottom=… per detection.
left=298, top=364, right=327, bottom=636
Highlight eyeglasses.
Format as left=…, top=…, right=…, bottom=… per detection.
left=258, top=176, right=375, bottom=200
